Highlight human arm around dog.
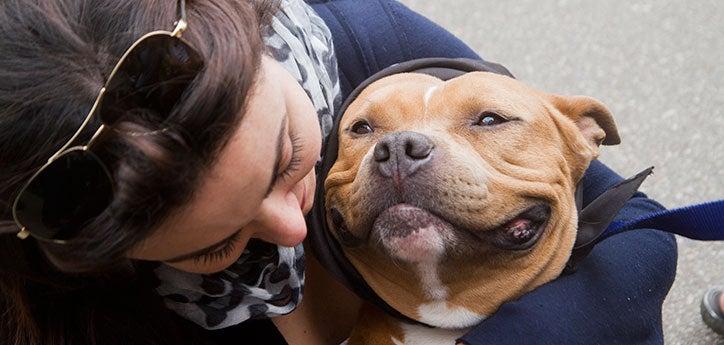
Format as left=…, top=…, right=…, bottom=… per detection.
left=309, top=1, right=677, bottom=344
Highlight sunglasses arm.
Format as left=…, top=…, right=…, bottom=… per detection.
left=12, top=0, right=195, bottom=244
left=172, top=0, right=188, bottom=38
left=49, top=88, right=107, bottom=162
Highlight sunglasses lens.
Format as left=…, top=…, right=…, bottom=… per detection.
left=100, top=34, right=203, bottom=129
left=14, top=150, right=113, bottom=241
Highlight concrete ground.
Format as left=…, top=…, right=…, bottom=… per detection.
left=398, top=0, right=724, bottom=343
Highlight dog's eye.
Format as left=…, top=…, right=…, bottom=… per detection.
left=351, top=120, right=374, bottom=135
left=475, top=112, right=508, bottom=127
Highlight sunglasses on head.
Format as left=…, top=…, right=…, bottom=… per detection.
left=11, top=0, right=204, bottom=244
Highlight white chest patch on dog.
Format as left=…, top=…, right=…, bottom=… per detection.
left=417, top=301, right=486, bottom=328
left=416, top=261, right=447, bottom=300
left=392, top=323, right=470, bottom=345
left=414, top=259, right=486, bottom=328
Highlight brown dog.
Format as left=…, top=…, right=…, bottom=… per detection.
left=324, top=71, right=619, bottom=344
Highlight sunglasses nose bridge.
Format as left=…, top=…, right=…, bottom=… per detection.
left=12, top=0, right=200, bottom=245
left=16, top=227, right=30, bottom=240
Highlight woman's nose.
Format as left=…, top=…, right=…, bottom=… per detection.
left=254, top=192, right=308, bottom=247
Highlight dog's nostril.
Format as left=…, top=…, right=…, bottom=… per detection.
left=374, top=132, right=434, bottom=179
left=374, top=142, right=391, bottom=162
left=404, top=138, right=433, bottom=160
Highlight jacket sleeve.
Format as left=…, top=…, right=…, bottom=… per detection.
left=309, top=1, right=678, bottom=344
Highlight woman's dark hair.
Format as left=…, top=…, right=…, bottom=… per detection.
left=0, top=0, right=280, bottom=343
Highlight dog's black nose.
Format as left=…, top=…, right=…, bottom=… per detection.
left=374, top=131, right=434, bottom=179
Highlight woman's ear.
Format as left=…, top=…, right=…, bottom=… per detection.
left=551, top=95, right=620, bottom=149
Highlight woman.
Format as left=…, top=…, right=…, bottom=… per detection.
left=0, top=0, right=676, bottom=344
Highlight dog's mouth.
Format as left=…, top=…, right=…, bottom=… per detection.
left=371, top=204, right=457, bottom=262
left=329, top=203, right=551, bottom=261
left=476, top=204, right=551, bottom=251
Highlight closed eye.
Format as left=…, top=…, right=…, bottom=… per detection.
left=191, top=230, right=242, bottom=264
left=278, top=133, right=304, bottom=182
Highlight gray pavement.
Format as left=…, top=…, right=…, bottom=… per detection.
left=398, top=0, right=724, bottom=343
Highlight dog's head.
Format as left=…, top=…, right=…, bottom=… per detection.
left=323, top=71, right=619, bottom=328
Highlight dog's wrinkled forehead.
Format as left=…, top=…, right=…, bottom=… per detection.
left=336, top=58, right=514, bottom=122
left=343, top=71, right=546, bottom=135
left=322, top=58, right=514, bottom=173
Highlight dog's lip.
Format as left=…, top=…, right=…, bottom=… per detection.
left=476, top=204, right=552, bottom=251
left=332, top=202, right=551, bottom=251
left=370, top=204, right=455, bottom=259
left=372, top=203, right=454, bottom=239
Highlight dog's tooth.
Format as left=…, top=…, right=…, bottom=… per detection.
left=512, top=227, right=532, bottom=239
left=504, top=218, right=532, bottom=231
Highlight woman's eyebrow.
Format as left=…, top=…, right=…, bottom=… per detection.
left=163, top=229, right=242, bottom=263
left=265, top=112, right=289, bottom=197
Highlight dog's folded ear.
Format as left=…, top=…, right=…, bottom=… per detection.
left=551, top=95, right=621, bottom=148
left=548, top=95, right=620, bottom=180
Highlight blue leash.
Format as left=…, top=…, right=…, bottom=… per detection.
left=565, top=167, right=723, bottom=273
left=605, top=199, right=724, bottom=241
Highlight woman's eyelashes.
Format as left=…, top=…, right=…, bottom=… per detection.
left=192, top=231, right=242, bottom=264
left=278, top=133, right=304, bottom=182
